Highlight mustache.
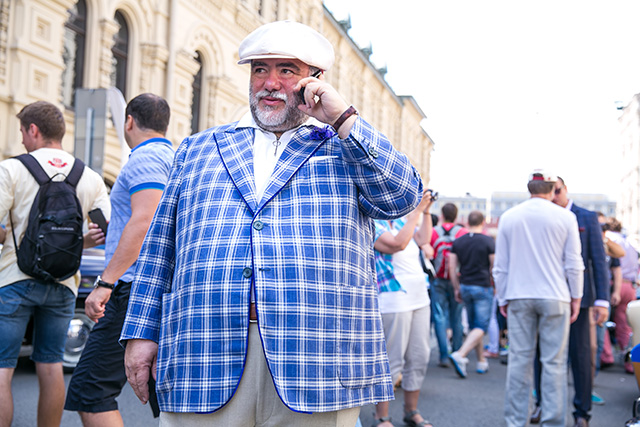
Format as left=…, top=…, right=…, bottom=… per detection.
left=255, top=90, right=288, bottom=102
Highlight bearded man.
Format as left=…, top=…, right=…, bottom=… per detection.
left=120, top=20, right=423, bottom=427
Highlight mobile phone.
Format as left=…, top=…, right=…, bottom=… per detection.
left=88, top=208, right=108, bottom=235
left=148, top=372, right=160, bottom=418
left=299, top=69, right=323, bottom=105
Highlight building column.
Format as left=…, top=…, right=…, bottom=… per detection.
left=139, top=43, right=169, bottom=95
left=171, top=49, right=200, bottom=140
left=98, top=18, right=119, bottom=90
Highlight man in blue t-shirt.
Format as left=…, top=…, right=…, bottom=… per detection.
left=65, top=93, right=174, bottom=425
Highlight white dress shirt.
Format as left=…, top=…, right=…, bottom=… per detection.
left=237, top=112, right=325, bottom=203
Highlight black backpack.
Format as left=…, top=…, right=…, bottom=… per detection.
left=10, top=154, right=85, bottom=283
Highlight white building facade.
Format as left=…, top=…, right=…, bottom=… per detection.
left=0, top=0, right=433, bottom=187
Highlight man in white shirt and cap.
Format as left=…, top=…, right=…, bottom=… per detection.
left=493, top=170, right=584, bottom=427
left=120, top=21, right=422, bottom=427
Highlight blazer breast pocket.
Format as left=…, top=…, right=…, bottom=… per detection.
left=308, top=155, right=339, bottom=162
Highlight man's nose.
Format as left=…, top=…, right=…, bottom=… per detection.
left=263, top=70, right=281, bottom=91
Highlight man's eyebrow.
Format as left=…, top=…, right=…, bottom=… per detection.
left=251, top=61, right=302, bottom=72
left=276, top=62, right=301, bottom=71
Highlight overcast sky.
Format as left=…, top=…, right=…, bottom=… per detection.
left=323, top=0, right=640, bottom=201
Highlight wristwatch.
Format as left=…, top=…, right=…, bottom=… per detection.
left=93, top=275, right=114, bottom=290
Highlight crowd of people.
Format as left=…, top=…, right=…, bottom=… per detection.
left=0, top=19, right=638, bottom=427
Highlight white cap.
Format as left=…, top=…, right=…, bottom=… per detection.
left=528, top=169, right=557, bottom=183
left=238, top=21, right=335, bottom=71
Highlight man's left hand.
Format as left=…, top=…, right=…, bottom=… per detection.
left=499, top=304, right=508, bottom=318
left=84, top=222, right=106, bottom=248
left=593, top=305, right=609, bottom=326
left=296, top=79, right=352, bottom=133
left=84, top=286, right=112, bottom=322
left=453, top=289, right=463, bottom=304
left=570, top=298, right=582, bottom=323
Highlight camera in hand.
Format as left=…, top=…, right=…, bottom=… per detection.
left=428, top=189, right=439, bottom=201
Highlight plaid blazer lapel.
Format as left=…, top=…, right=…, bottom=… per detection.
left=217, top=127, right=258, bottom=211
left=258, top=126, right=325, bottom=209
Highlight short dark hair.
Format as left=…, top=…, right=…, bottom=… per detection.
left=16, top=101, right=65, bottom=141
left=527, top=181, right=554, bottom=195
left=442, top=203, right=458, bottom=222
left=468, top=211, right=484, bottom=227
left=125, top=93, right=170, bottom=134
left=430, top=213, right=439, bottom=227
left=607, top=217, right=622, bottom=232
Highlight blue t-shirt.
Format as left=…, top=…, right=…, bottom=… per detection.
left=105, top=137, right=174, bottom=283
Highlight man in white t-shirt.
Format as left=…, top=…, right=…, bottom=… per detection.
left=0, top=101, right=110, bottom=427
left=493, top=170, right=584, bottom=427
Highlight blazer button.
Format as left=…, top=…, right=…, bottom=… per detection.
left=242, top=267, right=253, bottom=278
left=253, top=220, right=264, bottom=230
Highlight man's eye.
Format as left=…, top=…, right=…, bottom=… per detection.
left=252, top=68, right=266, bottom=74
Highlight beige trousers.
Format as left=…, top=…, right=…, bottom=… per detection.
left=160, top=324, right=361, bottom=427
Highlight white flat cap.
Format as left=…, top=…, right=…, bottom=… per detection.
left=238, top=21, right=335, bottom=71
left=528, top=169, right=557, bottom=182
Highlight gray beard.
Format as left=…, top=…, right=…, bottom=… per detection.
left=249, top=88, right=308, bottom=133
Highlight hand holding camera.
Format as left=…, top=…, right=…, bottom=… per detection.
left=418, top=188, right=437, bottom=214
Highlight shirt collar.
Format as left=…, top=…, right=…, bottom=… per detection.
left=131, top=137, right=172, bottom=153
left=565, top=199, right=574, bottom=210
left=236, top=111, right=325, bottom=134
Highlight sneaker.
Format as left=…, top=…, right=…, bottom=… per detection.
left=591, top=391, right=605, bottom=405
left=499, top=345, right=509, bottom=356
left=449, top=351, right=468, bottom=378
left=476, top=361, right=489, bottom=374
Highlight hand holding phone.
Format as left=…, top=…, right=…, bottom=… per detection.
left=299, top=69, right=323, bottom=105
left=88, top=208, right=108, bottom=235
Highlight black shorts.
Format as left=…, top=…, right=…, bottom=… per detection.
left=64, top=281, right=133, bottom=413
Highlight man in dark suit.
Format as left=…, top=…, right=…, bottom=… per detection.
left=550, top=177, right=609, bottom=427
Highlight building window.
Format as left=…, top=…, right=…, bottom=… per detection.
left=110, top=11, right=129, bottom=96
left=191, top=52, right=203, bottom=134
left=61, top=0, right=87, bottom=108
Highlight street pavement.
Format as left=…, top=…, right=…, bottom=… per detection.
left=11, top=342, right=640, bottom=426
left=359, top=352, right=638, bottom=427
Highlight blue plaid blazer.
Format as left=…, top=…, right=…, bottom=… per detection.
left=120, top=117, right=423, bottom=413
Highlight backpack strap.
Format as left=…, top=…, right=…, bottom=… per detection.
left=15, top=154, right=85, bottom=188
left=65, top=159, right=85, bottom=188
left=9, top=155, right=85, bottom=251
left=449, top=224, right=462, bottom=236
left=14, top=154, right=50, bottom=185
left=9, top=154, right=49, bottom=252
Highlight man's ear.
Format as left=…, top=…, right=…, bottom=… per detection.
left=125, top=115, right=134, bottom=131
left=28, top=123, right=39, bottom=138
